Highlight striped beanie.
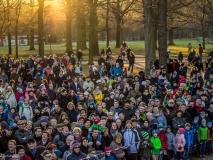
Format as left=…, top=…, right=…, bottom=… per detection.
left=141, top=131, right=149, bottom=139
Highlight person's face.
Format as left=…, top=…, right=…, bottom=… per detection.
left=186, top=126, right=190, bottom=130
left=179, top=105, right=186, bottom=112
left=18, top=149, right=25, bottom=158
left=119, top=113, right=125, bottom=121
left=85, top=121, right=91, bottom=129
left=167, top=128, right=171, bottom=133
left=153, top=107, right=159, bottom=114
left=66, top=135, right=74, bottom=146
left=8, top=141, right=16, bottom=151
left=177, top=112, right=182, bottom=117
left=168, top=100, right=175, bottom=107
left=18, top=123, right=26, bottom=130
left=27, top=142, right=36, bottom=150
left=114, top=101, right=119, bottom=107
left=50, top=119, right=57, bottom=127
left=73, top=146, right=81, bottom=154
left=42, top=132, right=48, bottom=140
left=144, top=121, right=149, bottom=127
left=115, top=136, right=122, bottom=144
left=97, top=105, right=102, bottom=112
left=116, top=119, right=122, bottom=127
left=126, top=122, right=132, bottom=129
left=67, top=103, right=74, bottom=110
left=62, top=126, right=69, bottom=135
left=124, top=103, right=130, bottom=109
left=92, top=130, right=99, bottom=137
left=35, top=129, right=42, bottom=137
left=154, top=100, right=160, bottom=106
left=139, top=106, right=145, bottom=113
left=111, top=122, right=117, bottom=130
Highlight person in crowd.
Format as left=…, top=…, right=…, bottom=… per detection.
left=184, top=123, right=194, bottom=160
left=175, top=128, right=186, bottom=160
left=123, top=120, right=140, bottom=160
left=128, top=52, right=135, bottom=73
left=150, top=130, right=162, bottom=160
left=0, top=45, right=212, bottom=160
left=198, top=119, right=209, bottom=158
left=67, top=141, right=86, bottom=160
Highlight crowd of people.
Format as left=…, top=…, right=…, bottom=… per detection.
left=0, top=42, right=212, bottom=160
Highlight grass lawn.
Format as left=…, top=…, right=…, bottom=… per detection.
left=0, top=39, right=212, bottom=59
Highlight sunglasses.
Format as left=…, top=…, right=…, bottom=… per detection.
left=74, top=146, right=81, bottom=149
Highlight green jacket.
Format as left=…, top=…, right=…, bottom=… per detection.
left=198, top=127, right=209, bottom=142
left=150, top=136, right=162, bottom=150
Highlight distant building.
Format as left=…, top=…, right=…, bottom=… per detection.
left=0, top=35, right=38, bottom=46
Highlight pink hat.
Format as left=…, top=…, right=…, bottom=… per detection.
left=178, top=128, right=185, bottom=134
left=104, top=147, right=112, bottom=153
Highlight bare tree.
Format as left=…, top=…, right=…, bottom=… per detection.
left=38, top=0, right=45, bottom=57
left=15, top=0, right=22, bottom=58
left=29, top=0, right=35, bottom=50
left=158, top=0, right=167, bottom=66
left=88, top=0, right=99, bottom=64
left=76, top=0, right=87, bottom=50
left=110, top=0, right=138, bottom=48
left=65, top=0, right=73, bottom=52
left=144, top=0, right=157, bottom=74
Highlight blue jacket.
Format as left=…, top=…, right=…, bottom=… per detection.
left=111, top=67, right=122, bottom=77
left=105, top=154, right=117, bottom=160
left=123, top=128, right=140, bottom=154
left=184, top=130, right=194, bottom=147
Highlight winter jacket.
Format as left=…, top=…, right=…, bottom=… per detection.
left=14, top=129, right=33, bottom=145
left=94, top=92, right=103, bottom=105
left=172, top=117, right=186, bottom=131
left=123, top=128, right=140, bottom=154
left=175, top=133, right=186, bottom=152
left=166, top=132, right=176, bottom=150
left=110, top=141, right=125, bottom=159
left=83, top=81, right=94, bottom=91
left=18, top=103, right=33, bottom=120
left=158, top=131, right=168, bottom=150
left=150, top=136, right=162, bottom=154
left=67, top=151, right=87, bottom=160
left=151, top=113, right=167, bottom=129
left=105, top=154, right=117, bottom=160
left=6, top=92, right=17, bottom=108
left=111, top=67, right=122, bottom=77
left=198, top=127, right=209, bottom=142
left=53, top=133, right=66, bottom=153
left=184, top=130, right=194, bottom=147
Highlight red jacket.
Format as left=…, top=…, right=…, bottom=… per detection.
left=22, top=155, right=32, bottom=160
left=158, top=131, right=168, bottom=150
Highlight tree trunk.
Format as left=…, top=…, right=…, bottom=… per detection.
left=89, top=0, right=99, bottom=64
left=66, top=0, right=72, bottom=52
left=29, top=28, right=35, bottom=50
left=115, top=18, right=122, bottom=48
left=106, top=0, right=110, bottom=47
left=29, top=0, right=35, bottom=50
left=0, top=36, right=3, bottom=47
left=158, top=0, right=167, bottom=66
left=15, top=25, right=18, bottom=58
left=168, top=28, right=175, bottom=45
left=38, top=0, right=44, bottom=57
left=115, top=0, right=122, bottom=48
left=8, top=31, right=12, bottom=55
left=144, top=0, right=157, bottom=75
left=76, top=2, right=87, bottom=50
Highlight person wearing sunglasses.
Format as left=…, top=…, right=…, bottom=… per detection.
left=67, top=141, right=86, bottom=160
